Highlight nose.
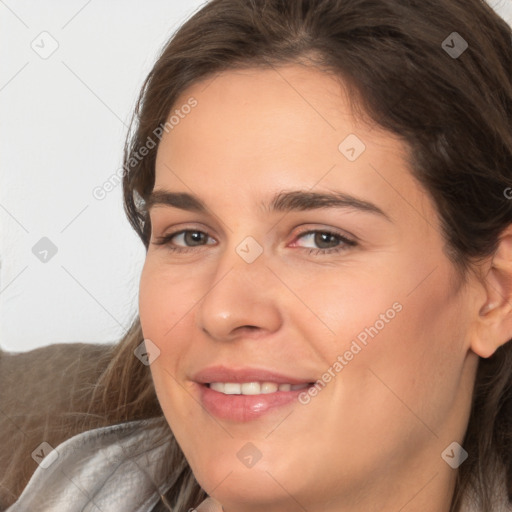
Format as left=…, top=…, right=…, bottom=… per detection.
left=195, top=245, right=283, bottom=342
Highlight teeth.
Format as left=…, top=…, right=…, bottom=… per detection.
left=208, top=381, right=309, bottom=395
left=224, top=383, right=241, bottom=395
left=241, top=382, right=260, bottom=395
left=210, top=382, right=226, bottom=393
left=261, top=382, right=278, bottom=394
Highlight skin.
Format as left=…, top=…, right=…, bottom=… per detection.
left=138, top=64, right=512, bottom=512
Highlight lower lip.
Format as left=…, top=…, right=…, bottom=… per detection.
left=197, top=383, right=310, bottom=422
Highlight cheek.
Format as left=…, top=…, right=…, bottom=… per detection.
left=139, top=259, right=200, bottom=344
left=138, top=261, right=197, bottom=407
left=139, top=257, right=208, bottom=396
left=138, top=259, right=159, bottom=323
left=303, top=252, right=466, bottom=436
left=287, top=262, right=408, bottom=362
left=348, top=263, right=468, bottom=436
left=138, top=262, right=196, bottom=432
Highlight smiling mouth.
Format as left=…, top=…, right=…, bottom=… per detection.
left=206, top=381, right=315, bottom=395
left=197, top=376, right=317, bottom=421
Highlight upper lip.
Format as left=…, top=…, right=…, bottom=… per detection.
left=192, top=366, right=315, bottom=385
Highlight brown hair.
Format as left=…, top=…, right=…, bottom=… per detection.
left=3, top=1, right=511, bottom=511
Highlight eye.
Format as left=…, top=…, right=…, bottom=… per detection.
left=291, top=229, right=357, bottom=255
left=152, top=229, right=216, bottom=253
left=152, top=227, right=357, bottom=256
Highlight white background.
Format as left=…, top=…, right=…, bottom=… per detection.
left=1, top=0, right=511, bottom=353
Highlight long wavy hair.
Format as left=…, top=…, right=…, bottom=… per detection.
left=5, top=1, right=511, bottom=511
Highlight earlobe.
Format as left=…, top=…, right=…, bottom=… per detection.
left=470, top=227, right=512, bottom=359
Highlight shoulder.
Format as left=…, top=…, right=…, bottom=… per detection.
left=0, top=342, right=114, bottom=510
left=5, top=417, right=173, bottom=512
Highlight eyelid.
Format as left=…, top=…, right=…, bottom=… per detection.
left=152, top=222, right=217, bottom=240
left=290, top=223, right=357, bottom=243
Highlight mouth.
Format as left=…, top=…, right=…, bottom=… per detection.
left=206, top=381, right=313, bottom=395
left=192, top=366, right=317, bottom=422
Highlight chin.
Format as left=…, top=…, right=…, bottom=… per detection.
left=195, top=468, right=296, bottom=509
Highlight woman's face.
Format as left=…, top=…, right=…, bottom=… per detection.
left=139, top=64, right=480, bottom=511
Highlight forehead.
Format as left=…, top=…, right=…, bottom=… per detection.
left=160, top=64, right=364, bottom=159
left=153, top=65, right=433, bottom=225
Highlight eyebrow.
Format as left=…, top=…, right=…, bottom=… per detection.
left=146, top=189, right=391, bottom=221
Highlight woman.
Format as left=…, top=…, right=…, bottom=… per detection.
left=2, top=0, right=511, bottom=511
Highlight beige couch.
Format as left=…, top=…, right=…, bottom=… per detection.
left=0, top=343, right=112, bottom=510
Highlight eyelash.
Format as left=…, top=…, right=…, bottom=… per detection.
left=152, top=228, right=357, bottom=256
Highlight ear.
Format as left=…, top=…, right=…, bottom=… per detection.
left=470, top=225, right=512, bottom=358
